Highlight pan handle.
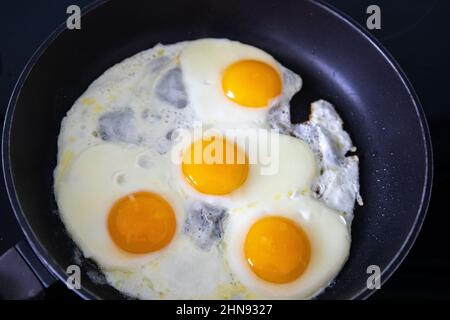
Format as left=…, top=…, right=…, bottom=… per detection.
left=0, top=241, right=57, bottom=299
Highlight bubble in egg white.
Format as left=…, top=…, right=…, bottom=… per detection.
left=156, top=68, right=188, bottom=109
left=98, top=109, right=138, bottom=144
left=183, top=202, right=228, bottom=250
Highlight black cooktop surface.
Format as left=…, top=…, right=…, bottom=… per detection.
left=1, top=0, right=448, bottom=299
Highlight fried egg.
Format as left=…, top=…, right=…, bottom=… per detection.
left=55, top=143, right=235, bottom=299
left=225, top=197, right=350, bottom=299
left=54, top=38, right=361, bottom=300
left=54, top=143, right=183, bottom=269
left=171, top=127, right=316, bottom=208
left=180, top=39, right=302, bottom=125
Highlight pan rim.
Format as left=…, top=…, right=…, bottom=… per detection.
left=1, top=0, right=108, bottom=300
left=311, top=0, right=433, bottom=300
left=1, top=0, right=433, bottom=300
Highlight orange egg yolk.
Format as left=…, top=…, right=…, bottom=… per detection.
left=181, top=136, right=249, bottom=195
left=244, top=216, right=311, bottom=284
left=222, top=60, right=282, bottom=108
left=108, top=191, right=176, bottom=254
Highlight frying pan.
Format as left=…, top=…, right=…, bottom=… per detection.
left=0, top=0, right=432, bottom=300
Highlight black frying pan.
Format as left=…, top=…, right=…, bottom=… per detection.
left=0, top=0, right=432, bottom=300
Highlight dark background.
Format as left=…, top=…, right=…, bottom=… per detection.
left=0, top=0, right=448, bottom=299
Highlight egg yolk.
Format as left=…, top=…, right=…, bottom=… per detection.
left=181, top=136, right=249, bottom=195
left=244, top=216, right=311, bottom=284
left=222, top=60, right=282, bottom=108
left=108, top=191, right=176, bottom=254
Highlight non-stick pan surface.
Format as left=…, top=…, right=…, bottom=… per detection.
left=2, top=0, right=432, bottom=299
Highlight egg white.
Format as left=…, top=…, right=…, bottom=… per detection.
left=269, top=99, right=363, bottom=219
left=54, top=42, right=196, bottom=177
left=105, top=234, right=234, bottom=299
